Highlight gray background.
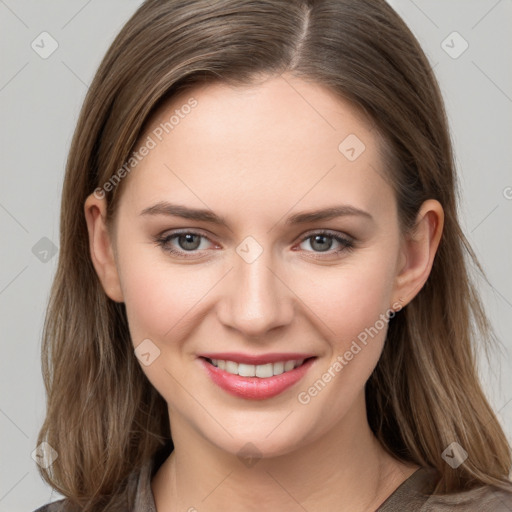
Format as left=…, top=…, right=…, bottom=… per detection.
left=0, top=1, right=511, bottom=510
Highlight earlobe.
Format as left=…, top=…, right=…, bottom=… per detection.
left=84, top=193, right=124, bottom=303
left=392, top=199, right=444, bottom=307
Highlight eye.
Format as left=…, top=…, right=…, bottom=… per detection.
left=154, top=230, right=215, bottom=259
left=297, top=231, right=354, bottom=257
left=153, top=229, right=355, bottom=260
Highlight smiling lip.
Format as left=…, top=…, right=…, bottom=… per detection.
left=198, top=354, right=317, bottom=400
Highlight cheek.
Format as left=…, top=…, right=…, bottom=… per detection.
left=294, top=255, right=397, bottom=345
left=121, top=267, right=206, bottom=345
left=115, top=240, right=206, bottom=344
left=117, top=255, right=215, bottom=398
left=291, top=251, right=398, bottom=399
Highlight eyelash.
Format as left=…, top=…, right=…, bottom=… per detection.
left=153, top=229, right=355, bottom=260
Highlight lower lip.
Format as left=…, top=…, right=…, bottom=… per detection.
left=199, top=357, right=316, bottom=400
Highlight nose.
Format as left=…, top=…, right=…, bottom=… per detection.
left=216, top=247, right=294, bottom=339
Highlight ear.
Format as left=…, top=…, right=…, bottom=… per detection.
left=84, top=193, right=124, bottom=302
left=392, top=199, right=444, bottom=308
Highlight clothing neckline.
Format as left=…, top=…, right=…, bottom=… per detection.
left=375, top=466, right=439, bottom=510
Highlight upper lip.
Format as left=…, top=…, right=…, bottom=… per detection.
left=199, top=352, right=316, bottom=365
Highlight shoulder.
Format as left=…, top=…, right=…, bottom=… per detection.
left=30, top=450, right=160, bottom=512
left=32, top=499, right=69, bottom=512
left=423, top=485, right=512, bottom=511
left=378, top=466, right=512, bottom=512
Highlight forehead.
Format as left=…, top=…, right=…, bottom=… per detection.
left=119, top=74, right=395, bottom=223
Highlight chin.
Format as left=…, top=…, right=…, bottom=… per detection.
left=201, top=413, right=324, bottom=462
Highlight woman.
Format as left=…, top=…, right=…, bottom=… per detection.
left=34, top=0, right=512, bottom=510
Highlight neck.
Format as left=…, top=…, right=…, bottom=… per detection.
left=151, top=397, right=418, bottom=512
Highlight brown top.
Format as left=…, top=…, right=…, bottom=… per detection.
left=34, top=453, right=512, bottom=511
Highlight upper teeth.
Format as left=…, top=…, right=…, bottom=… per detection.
left=210, top=359, right=305, bottom=378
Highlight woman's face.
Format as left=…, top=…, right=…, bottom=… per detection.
left=87, top=75, right=429, bottom=458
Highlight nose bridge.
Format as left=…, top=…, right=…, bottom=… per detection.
left=218, top=242, right=293, bottom=337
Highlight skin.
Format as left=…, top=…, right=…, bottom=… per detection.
left=85, top=74, right=444, bottom=511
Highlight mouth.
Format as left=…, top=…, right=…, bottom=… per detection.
left=198, top=355, right=317, bottom=400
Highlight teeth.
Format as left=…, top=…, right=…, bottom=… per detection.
left=273, top=361, right=284, bottom=375
left=255, top=363, right=273, bottom=378
left=225, top=360, right=238, bottom=374
left=238, top=363, right=256, bottom=377
left=284, top=360, right=295, bottom=372
left=209, top=358, right=307, bottom=377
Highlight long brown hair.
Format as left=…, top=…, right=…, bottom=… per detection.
left=37, top=0, right=512, bottom=509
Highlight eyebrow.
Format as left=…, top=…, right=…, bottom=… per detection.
left=139, top=201, right=373, bottom=226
